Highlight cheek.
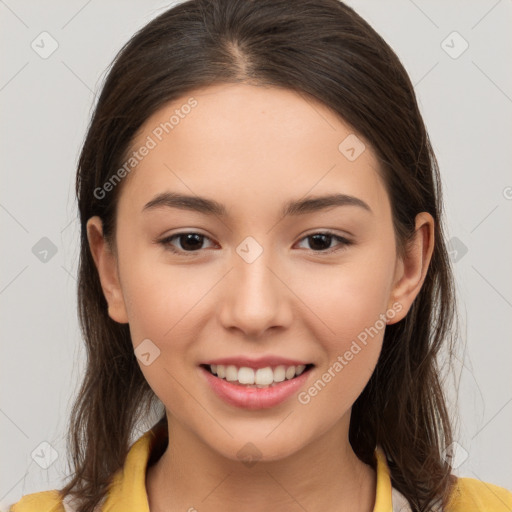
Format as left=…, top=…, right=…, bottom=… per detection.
left=294, top=261, right=393, bottom=425
left=119, top=256, right=220, bottom=406
left=296, top=251, right=395, bottom=346
left=119, top=251, right=207, bottom=343
left=291, top=246, right=394, bottom=404
left=119, top=260, right=208, bottom=413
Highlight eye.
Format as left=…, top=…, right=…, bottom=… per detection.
left=157, top=230, right=352, bottom=256
left=295, top=231, right=352, bottom=254
left=158, top=232, right=216, bottom=255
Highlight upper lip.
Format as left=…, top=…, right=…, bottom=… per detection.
left=201, top=356, right=313, bottom=369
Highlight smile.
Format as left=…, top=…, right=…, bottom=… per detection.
left=199, top=363, right=315, bottom=410
left=201, top=363, right=313, bottom=388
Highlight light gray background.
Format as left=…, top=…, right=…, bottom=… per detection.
left=1, top=0, right=511, bottom=508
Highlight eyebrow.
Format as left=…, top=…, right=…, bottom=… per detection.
left=142, top=191, right=372, bottom=217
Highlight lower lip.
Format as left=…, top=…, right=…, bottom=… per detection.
left=199, top=366, right=313, bottom=410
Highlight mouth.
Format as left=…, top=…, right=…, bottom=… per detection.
left=199, top=363, right=315, bottom=389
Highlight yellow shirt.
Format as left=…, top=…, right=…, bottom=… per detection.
left=9, top=423, right=512, bottom=511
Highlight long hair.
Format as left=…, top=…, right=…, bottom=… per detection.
left=60, top=0, right=459, bottom=510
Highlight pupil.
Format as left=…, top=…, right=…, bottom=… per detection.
left=180, top=234, right=203, bottom=251
left=309, top=234, right=331, bottom=251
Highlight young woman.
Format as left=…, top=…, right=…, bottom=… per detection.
left=10, top=0, right=512, bottom=511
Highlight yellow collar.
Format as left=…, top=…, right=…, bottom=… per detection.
left=102, top=423, right=396, bottom=511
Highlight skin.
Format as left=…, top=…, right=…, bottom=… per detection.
left=87, top=83, right=434, bottom=512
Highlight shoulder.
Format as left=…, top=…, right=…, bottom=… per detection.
left=8, top=490, right=65, bottom=512
left=447, top=476, right=512, bottom=511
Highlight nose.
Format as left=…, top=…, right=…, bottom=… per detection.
left=218, top=249, right=293, bottom=338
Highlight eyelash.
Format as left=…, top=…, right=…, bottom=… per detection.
left=157, top=230, right=353, bottom=256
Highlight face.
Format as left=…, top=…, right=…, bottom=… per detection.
left=87, top=83, right=433, bottom=463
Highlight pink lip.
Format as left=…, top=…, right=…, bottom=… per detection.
left=199, top=365, right=313, bottom=410
left=201, top=356, right=311, bottom=369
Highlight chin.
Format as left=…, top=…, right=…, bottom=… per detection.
left=204, top=428, right=310, bottom=465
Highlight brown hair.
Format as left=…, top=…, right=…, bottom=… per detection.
left=60, top=0, right=459, bottom=510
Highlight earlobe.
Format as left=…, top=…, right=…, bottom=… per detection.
left=86, top=216, right=129, bottom=324
left=386, top=212, right=435, bottom=325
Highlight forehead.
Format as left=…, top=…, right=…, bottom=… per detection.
left=118, top=83, right=388, bottom=217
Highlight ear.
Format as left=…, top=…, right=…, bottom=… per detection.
left=86, top=216, right=129, bottom=324
left=386, top=212, right=435, bottom=324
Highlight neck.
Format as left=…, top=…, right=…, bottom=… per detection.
left=146, top=414, right=376, bottom=512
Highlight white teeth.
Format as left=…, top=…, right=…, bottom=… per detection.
left=238, top=367, right=255, bottom=384
left=225, top=365, right=238, bottom=382
left=285, top=366, right=296, bottom=380
left=208, top=363, right=309, bottom=386
left=273, top=365, right=286, bottom=382
left=255, top=367, right=274, bottom=386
